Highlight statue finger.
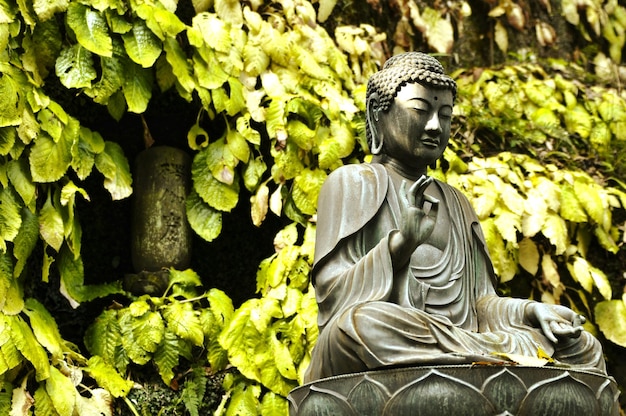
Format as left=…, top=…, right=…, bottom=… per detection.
left=399, top=180, right=410, bottom=207
left=409, top=176, right=433, bottom=207
left=424, top=195, right=440, bottom=217
left=542, top=321, right=558, bottom=343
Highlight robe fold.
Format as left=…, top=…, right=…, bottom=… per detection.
left=305, top=163, right=605, bottom=382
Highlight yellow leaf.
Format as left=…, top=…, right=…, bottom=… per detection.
left=595, top=300, right=626, bottom=347
left=494, top=209, right=520, bottom=244
left=541, top=253, right=560, bottom=288
left=542, top=213, right=568, bottom=255
left=317, top=0, right=338, bottom=22
left=518, top=238, right=539, bottom=275
left=494, top=20, right=508, bottom=53
left=559, top=183, right=587, bottom=222
left=590, top=266, right=612, bottom=300
left=567, top=256, right=594, bottom=293
left=250, top=184, right=269, bottom=227
left=491, top=352, right=549, bottom=366
left=500, top=183, right=525, bottom=216
left=472, top=185, right=498, bottom=220
left=573, top=180, right=604, bottom=224
left=563, top=104, right=592, bottom=139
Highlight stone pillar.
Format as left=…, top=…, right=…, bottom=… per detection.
left=128, top=146, right=192, bottom=294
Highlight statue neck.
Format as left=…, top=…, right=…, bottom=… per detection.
left=371, top=155, right=428, bottom=181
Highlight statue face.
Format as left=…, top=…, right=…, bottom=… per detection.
left=377, top=82, right=453, bottom=171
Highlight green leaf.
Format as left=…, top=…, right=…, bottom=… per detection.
left=573, top=180, right=604, bottom=224
left=85, top=37, right=125, bottom=105
left=122, top=20, right=162, bottom=68
left=29, top=132, right=73, bottom=183
left=153, top=329, right=181, bottom=385
left=227, top=128, right=249, bottom=163
left=192, top=49, right=229, bottom=90
left=219, top=299, right=263, bottom=381
left=119, top=308, right=165, bottom=365
left=0, top=258, right=11, bottom=295
left=192, top=145, right=240, bottom=211
left=186, top=189, right=223, bottom=242
left=270, top=328, right=297, bottom=380
left=162, top=301, right=204, bottom=346
left=71, top=126, right=105, bottom=180
left=1, top=263, right=23, bottom=315
left=291, top=169, right=327, bottom=216
left=95, top=141, right=132, bottom=200
left=23, top=298, right=65, bottom=360
left=0, top=186, right=22, bottom=249
left=67, top=3, right=112, bottom=56
left=0, top=314, right=23, bottom=374
left=190, top=12, right=231, bottom=53
left=187, top=122, right=209, bottom=150
left=260, top=391, right=288, bottom=416
left=46, top=366, right=76, bottom=415
left=122, top=59, right=153, bottom=113
left=287, top=120, right=316, bottom=151
left=10, top=315, right=50, bottom=381
left=39, top=192, right=64, bottom=252
left=84, top=309, right=122, bottom=364
left=0, top=74, right=21, bottom=127
left=85, top=356, right=133, bottom=398
left=34, top=385, right=60, bottom=416
left=563, top=104, right=592, bottom=139
left=243, top=156, right=266, bottom=192
left=200, top=309, right=229, bottom=371
left=7, top=159, right=35, bottom=208
left=55, top=44, right=97, bottom=89
left=33, top=0, right=68, bottom=21
left=134, top=3, right=186, bottom=39
left=530, top=107, right=561, bottom=134
left=271, top=143, right=304, bottom=181
left=207, top=288, right=234, bottom=325
left=471, top=184, right=498, bottom=220
left=243, top=41, right=269, bottom=77
left=58, top=246, right=123, bottom=305
left=168, top=268, right=202, bottom=288
left=0, top=128, right=17, bottom=155
left=163, top=36, right=195, bottom=94
left=13, top=207, right=38, bottom=278
left=559, top=183, right=587, bottom=222
left=224, top=379, right=260, bottom=416
left=595, top=300, right=626, bottom=347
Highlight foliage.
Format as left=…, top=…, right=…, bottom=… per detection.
left=435, top=149, right=624, bottom=327
left=453, top=62, right=626, bottom=177
left=215, top=223, right=318, bottom=413
left=1, top=0, right=626, bottom=415
left=84, top=225, right=317, bottom=415
left=0, top=297, right=125, bottom=415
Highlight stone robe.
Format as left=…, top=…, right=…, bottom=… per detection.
left=305, top=163, right=605, bottom=382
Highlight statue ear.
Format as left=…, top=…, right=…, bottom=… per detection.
left=367, top=93, right=383, bottom=154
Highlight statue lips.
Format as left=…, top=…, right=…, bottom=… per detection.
left=421, top=136, right=440, bottom=148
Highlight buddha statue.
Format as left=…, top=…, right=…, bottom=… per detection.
left=305, top=52, right=606, bottom=382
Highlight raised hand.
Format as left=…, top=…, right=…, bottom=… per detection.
left=389, top=176, right=440, bottom=269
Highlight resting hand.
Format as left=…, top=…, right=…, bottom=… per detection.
left=389, top=176, right=439, bottom=268
left=525, top=302, right=585, bottom=344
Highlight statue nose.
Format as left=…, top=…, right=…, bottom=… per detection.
left=425, top=114, right=442, bottom=134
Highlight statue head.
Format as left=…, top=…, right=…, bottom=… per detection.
left=366, top=52, right=457, bottom=155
